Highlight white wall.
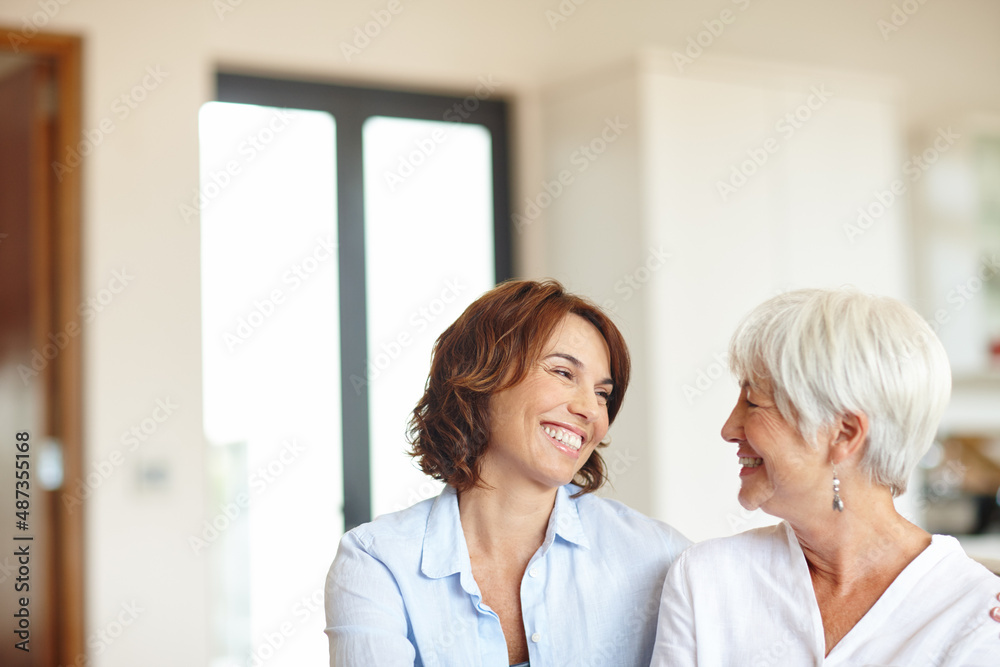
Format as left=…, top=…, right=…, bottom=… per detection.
left=534, top=61, right=651, bottom=509
left=1, top=1, right=998, bottom=664
left=645, top=55, right=917, bottom=540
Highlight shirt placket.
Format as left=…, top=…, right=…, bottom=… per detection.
left=458, top=567, right=511, bottom=666
left=520, top=552, right=550, bottom=666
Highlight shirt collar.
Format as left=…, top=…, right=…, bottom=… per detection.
left=420, top=485, right=470, bottom=580
left=420, top=484, right=590, bottom=582
left=546, top=484, right=590, bottom=550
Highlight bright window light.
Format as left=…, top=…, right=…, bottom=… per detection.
left=362, top=116, right=496, bottom=518
left=200, top=101, right=342, bottom=667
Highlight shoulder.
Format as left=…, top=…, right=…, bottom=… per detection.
left=573, top=488, right=693, bottom=557
left=930, top=535, right=1000, bottom=587
left=338, top=493, right=438, bottom=560
left=672, top=522, right=790, bottom=574
left=895, top=535, right=1000, bottom=655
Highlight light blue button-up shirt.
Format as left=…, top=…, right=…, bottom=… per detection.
left=325, top=484, right=691, bottom=667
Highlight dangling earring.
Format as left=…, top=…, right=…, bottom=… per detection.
left=832, top=467, right=844, bottom=512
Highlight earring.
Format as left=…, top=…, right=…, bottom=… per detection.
left=832, top=467, right=844, bottom=512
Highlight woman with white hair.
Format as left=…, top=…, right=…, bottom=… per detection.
left=651, top=288, right=1000, bottom=665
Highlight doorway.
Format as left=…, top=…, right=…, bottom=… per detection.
left=0, top=32, right=83, bottom=665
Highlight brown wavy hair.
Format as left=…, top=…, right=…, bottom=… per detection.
left=407, top=279, right=631, bottom=496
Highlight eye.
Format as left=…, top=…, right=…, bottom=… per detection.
left=552, top=367, right=573, bottom=380
left=596, top=389, right=610, bottom=405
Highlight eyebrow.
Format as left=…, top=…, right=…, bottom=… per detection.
left=544, top=352, right=614, bottom=386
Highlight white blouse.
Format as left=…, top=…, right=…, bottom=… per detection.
left=651, top=521, right=1000, bottom=666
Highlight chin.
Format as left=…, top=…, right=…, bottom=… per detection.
left=737, top=489, right=763, bottom=512
left=527, top=466, right=573, bottom=490
left=547, top=470, right=579, bottom=488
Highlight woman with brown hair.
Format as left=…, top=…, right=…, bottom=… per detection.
left=325, top=279, right=690, bottom=666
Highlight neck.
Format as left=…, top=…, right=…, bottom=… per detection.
left=786, top=484, right=930, bottom=591
left=458, top=482, right=557, bottom=559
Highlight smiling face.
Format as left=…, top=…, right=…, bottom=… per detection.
left=721, top=379, right=831, bottom=517
left=481, top=313, right=613, bottom=493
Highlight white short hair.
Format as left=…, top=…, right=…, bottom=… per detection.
left=728, top=288, right=951, bottom=495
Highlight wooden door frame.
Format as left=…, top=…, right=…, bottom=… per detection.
left=1, top=31, right=84, bottom=663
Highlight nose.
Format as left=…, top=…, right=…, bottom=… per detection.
left=568, top=386, right=601, bottom=422
left=721, top=398, right=744, bottom=443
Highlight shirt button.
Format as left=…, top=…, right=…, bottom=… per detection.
left=531, top=632, right=541, bottom=643
left=528, top=568, right=539, bottom=578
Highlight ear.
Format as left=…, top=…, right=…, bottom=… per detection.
left=829, top=411, right=869, bottom=465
